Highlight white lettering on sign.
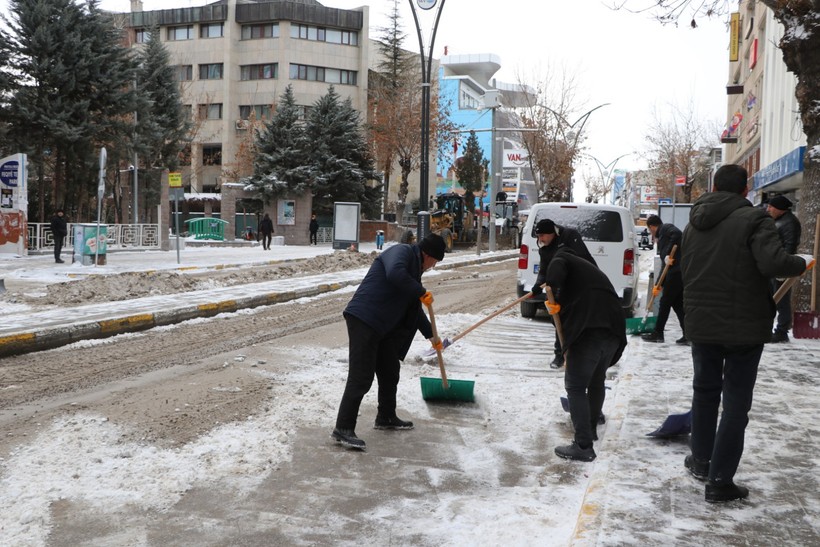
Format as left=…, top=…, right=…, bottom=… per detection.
left=0, top=161, right=19, bottom=187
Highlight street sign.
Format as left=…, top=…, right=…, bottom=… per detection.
left=98, top=147, right=107, bottom=202
left=169, top=172, right=182, bottom=188
left=675, top=176, right=686, bottom=186
left=0, top=160, right=19, bottom=187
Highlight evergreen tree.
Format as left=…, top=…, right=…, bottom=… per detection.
left=305, top=85, right=382, bottom=217
left=242, top=85, right=311, bottom=202
left=455, top=130, right=488, bottom=221
left=0, top=0, right=139, bottom=221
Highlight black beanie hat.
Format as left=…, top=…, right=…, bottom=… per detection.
left=768, top=195, right=792, bottom=210
left=535, top=219, right=556, bottom=235
left=420, top=233, right=446, bottom=260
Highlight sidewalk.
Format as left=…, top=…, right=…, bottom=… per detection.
left=0, top=244, right=516, bottom=357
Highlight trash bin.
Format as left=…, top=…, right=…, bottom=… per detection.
left=73, top=223, right=108, bottom=265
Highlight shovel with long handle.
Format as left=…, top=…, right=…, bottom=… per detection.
left=644, top=244, right=678, bottom=320
left=425, top=302, right=449, bottom=389
left=545, top=286, right=564, bottom=348
left=427, top=285, right=545, bottom=356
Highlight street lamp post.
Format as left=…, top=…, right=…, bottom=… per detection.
left=408, top=0, right=446, bottom=241
left=540, top=103, right=610, bottom=201
left=590, top=153, right=631, bottom=205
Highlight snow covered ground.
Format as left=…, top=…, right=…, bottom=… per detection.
left=1, top=245, right=818, bottom=545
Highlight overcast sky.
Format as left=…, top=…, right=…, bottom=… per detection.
left=3, top=0, right=732, bottom=200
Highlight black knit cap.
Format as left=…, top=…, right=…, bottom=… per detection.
left=420, top=233, right=446, bottom=260
left=768, top=195, right=792, bottom=210
left=535, top=219, right=556, bottom=235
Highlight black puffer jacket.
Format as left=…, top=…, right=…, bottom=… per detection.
left=655, top=223, right=682, bottom=274
left=681, top=191, right=806, bottom=345
left=343, top=243, right=432, bottom=360
left=774, top=210, right=801, bottom=254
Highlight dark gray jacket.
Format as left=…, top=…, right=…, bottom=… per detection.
left=655, top=223, right=682, bottom=274
left=774, top=210, right=801, bottom=254
left=681, top=191, right=805, bottom=345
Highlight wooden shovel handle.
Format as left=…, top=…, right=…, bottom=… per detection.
left=812, top=213, right=819, bottom=312
left=425, top=302, right=448, bottom=389
left=646, top=244, right=678, bottom=313
left=545, top=286, right=564, bottom=348
left=773, top=275, right=801, bottom=305
left=451, top=287, right=542, bottom=344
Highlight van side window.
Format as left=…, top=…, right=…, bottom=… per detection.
left=531, top=210, right=624, bottom=242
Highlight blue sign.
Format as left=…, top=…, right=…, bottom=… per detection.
left=658, top=198, right=672, bottom=204
left=753, top=146, right=805, bottom=190
left=0, top=160, right=19, bottom=187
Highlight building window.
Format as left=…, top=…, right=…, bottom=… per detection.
left=296, top=105, right=312, bottom=121
left=241, top=23, right=279, bottom=39
left=202, top=145, right=222, bottom=166
left=167, top=25, right=194, bottom=41
left=239, top=104, right=273, bottom=120
left=199, top=63, right=223, bottom=80
left=175, top=65, right=193, bottom=81
left=199, top=103, right=223, bottom=120
left=200, top=23, right=224, bottom=38
left=289, top=63, right=356, bottom=85
left=240, top=63, right=277, bottom=80
left=135, top=28, right=151, bottom=43
left=290, top=24, right=356, bottom=46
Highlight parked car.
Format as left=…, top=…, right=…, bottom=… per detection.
left=517, top=202, right=639, bottom=318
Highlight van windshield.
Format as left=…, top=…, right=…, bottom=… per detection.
left=532, top=209, right=625, bottom=242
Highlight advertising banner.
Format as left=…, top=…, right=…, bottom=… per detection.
left=0, top=153, right=28, bottom=255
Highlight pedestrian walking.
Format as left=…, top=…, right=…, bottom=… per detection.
left=258, top=213, right=274, bottom=250
left=535, top=243, right=627, bottom=462
left=375, top=230, right=385, bottom=250
left=681, top=164, right=812, bottom=503
left=49, top=209, right=67, bottom=263
left=309, top=214, right=319, bottom=245
left=331, top=233, right=447, bottom=451
left=766, top=195, right=801, bottom=343
left=641, top=214, right=687, bottom=344
left=530, top=219, right=597, bottom=369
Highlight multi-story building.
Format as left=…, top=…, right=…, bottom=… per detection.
left=123, top=0, right=370, bottom=195
left=723, top=0, right=806, bottom=206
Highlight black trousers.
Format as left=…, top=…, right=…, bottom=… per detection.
left=335, top=315, right=404, bottom=430
left=655, top=270, right=685, bottom=334
left=564, top=328, right=620, bottom=448
left=261, top=233, right=272, bottom=249
left=690, top=342, right=763, bottom=485
left=54, top=235, right=64, bottom=261
left=310, top=230, right=318, bottom=245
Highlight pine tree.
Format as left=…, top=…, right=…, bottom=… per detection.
left=0, top=0, right=139, bottom=221
left=306, top=85, right=382, bottom=217
left=455, top=130, right=488, bottom=221
left=242, top=85, right=311, bottom=203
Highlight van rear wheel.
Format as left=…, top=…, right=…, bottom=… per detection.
left=520, top=300, right=538, bottom=318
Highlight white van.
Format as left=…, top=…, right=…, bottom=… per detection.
left=517, top=202, right=639, bottom=318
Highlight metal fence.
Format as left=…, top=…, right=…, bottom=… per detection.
left=27, top=223, right=162, bottom=252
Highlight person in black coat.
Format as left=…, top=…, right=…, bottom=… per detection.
left=642, top=215, right=686, bottom=344
left=309, top=214, right=319, bottom=245
left=766, top=195, right=801, bottom=342
left=332, top=233, right=447, bottom=451
left=258, top=213, right=274, bottom=250
left=531, top=218, right=597, bottom=369
left=536, top=244, right=627, bottom=462
left=49, top=209, right=67, bottom=263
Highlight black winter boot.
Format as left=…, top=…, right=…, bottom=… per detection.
left=374, top=415, right=414, bottom=430
left=554, top=441, right=596, bottom=462
left=331, top=428, right=366, bottom=450
left=705, top=481, right=749, bottom=503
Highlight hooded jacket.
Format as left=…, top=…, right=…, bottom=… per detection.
left=344, top=243, right=433, bottom=359
left=681, top=191, right=806, bottom=345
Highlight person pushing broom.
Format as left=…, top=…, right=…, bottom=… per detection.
left=332, top=232, right=446, bottom=451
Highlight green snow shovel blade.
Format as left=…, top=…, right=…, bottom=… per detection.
left=626, top=315, right=657, bottom=335
left=420, top=377, right=475, bottom=402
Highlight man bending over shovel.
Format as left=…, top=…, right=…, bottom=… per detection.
left=539, top=243, right=627, bottom=462
left=332, top=233, right=446, bottom=451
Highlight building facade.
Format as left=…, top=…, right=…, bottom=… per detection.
left=124, top=0, right=370, bottom=195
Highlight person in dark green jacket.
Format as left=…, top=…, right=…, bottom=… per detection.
left=680, top=164, right=813, bottom=503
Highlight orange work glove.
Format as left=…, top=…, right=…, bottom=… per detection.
left=664, top=256, right=675, bottom=266
left=545, top=301, right=561, bottom=315
left=797, top=254, right=815, bottom=271
left=431, top=337, right=443, bottom=352
left=420, top=291, right=434, bottom=306
left=652, top=286, right=661, bottom=297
